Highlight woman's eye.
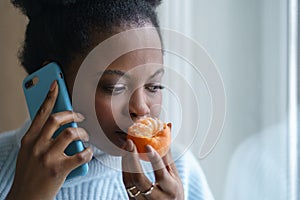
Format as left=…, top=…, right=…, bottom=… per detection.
left=102, top=85, right=127, bottom=95
left=145, top=84, right=165, bottom=93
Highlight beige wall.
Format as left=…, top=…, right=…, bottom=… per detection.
left=0, top=0, right=28, bottom=132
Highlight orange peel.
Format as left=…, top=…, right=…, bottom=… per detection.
left=127, top=117, right=171, bottom=161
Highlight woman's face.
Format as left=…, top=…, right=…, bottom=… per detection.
left=95, top=48, right=164, bottom=148
left=65, top=27, right=164, bottom=151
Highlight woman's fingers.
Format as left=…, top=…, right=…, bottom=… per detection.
left=26, top=81, right=58, bottom=138
left=162, top=150, right=180, bottom=178
left=122, top=140, right=153, bottom=199
left=23, top=80, right=85, bottom=145
left=145, top=145, right=178, bottom=195
left=63, top=147, right=93, bottom=172
left=49, top=127, right=89, bottom=153
left=39, top=111, right=85, bottom=141
left=32, top=111, right=85, bottom=154
left=122, top=140, right=137, bottom=187
left=122, top=141, right=182, bottom=200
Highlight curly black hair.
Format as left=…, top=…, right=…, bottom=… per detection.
left=11, top=0, right=162, bottom=74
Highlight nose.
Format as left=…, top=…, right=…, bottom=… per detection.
left=129, top=88, right=150, bottom=120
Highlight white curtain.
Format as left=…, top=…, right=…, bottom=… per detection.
left=158, top=0, right=289, bottom=199
left=158, top=0, right=213, bottom=157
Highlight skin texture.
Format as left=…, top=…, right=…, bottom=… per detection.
left=95, top=49, right=164, bottom=148
left=7, top=81, right=93, bottom=200
left=7, top=25, right=184, bottom=200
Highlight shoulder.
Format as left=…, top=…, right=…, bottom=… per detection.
left=0, top=122, right=30, bottom=198
left=172, top=147, right=214, bottom=200
left=0, top=129, right=18, bottom=168
left=0, top=121, right=29, bottom=169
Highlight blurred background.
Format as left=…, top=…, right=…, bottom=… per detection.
left=160, top=0, right=289, bottom=199
left=0, top=0, right=28, bottom=132
left=0, top=0, right=291, bottom=199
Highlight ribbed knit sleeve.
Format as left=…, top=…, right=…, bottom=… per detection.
left=0, top=123, right=214, bottom=200
left=0, top=130, right=19, bottom=199
left=175, top=150, right=215, bottom=200
left=0, top=130, right=16, bottom=168
left=56, top=171, right=128, bottom=200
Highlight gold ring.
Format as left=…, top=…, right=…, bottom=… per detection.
left=141, top=183, right=155, bottom=196
left=126, top=185, right=141, bottom=198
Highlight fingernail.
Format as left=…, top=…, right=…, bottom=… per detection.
left=82, top=133, right=89, bottom=142
left=87, top=147, right=94, bottom=158
left=50, top=80, right=57, bottom=91
left=89, top=147, right=94, bottom=154
left=76, top=113, right=85, bottom=121
left=145, top=145, right=154, bottom=157
left=126, top=140, right=134, bottom=152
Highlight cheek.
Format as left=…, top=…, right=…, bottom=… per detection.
left=95, top=95, right=114, bottom=127
left=148, top=91, right=163, bottom=117
left=95, top=94, right=126, bottom=127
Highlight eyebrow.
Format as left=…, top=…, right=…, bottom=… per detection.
left=100, top=68, right=165, bottom=79
left=100, top=69, right=130, bottom=79
left=149, top=68, right=165, bottom=79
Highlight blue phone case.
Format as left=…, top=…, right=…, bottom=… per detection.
left=22, top=62, right=88, bottom=179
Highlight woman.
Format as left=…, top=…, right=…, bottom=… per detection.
left=0, top=0, right=214, bottom=199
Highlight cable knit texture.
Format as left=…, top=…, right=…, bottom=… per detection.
left=0, top=122, right=214, bottom=200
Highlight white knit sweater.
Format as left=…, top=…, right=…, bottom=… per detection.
left=0, top=122, right=214, bottom=200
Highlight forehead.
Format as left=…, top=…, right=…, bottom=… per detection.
left=99, top=49, right=164, bottom=84
left=106, top=48, right=163, bottom=72
left=75, top=27, right=163, bottom=79
left=104, top=26, right=163, bottom=72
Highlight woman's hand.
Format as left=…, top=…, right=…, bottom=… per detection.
left=122, top=140, right=184, bottom=200
left=7, top=81, right=93, bottom=200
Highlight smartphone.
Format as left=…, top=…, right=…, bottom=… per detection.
left=22, top=62, right=88, bottom=179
